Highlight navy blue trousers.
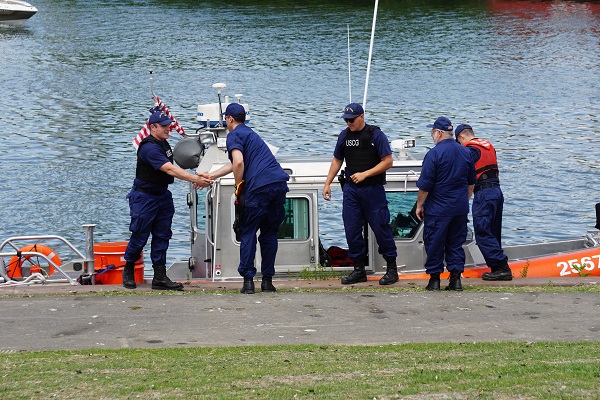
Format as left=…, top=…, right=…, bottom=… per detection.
left=423, top=214, right=468, bottom=274
left=342, top=183, right=397, bottom=263
left=238, top=182, right=288, bottom=279
left=124, top=189, right=174, bottom=267
left=472, top=187, right=507, bottom=267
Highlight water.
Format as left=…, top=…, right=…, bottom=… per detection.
left=1, top=0, right=599, bottom=265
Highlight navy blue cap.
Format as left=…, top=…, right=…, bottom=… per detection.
left=427, top=116, right=453, bottom=132
left=221, top=103, right=246, bottom=119
left=341, top=103, right=364, bottom=119
left=455, top=124, right=472, bottom=139
left=148, top=110, right=172, bottom=126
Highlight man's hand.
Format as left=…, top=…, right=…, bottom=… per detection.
left=415, top=204, right=424, bottom=221
left=322, top=184, right=331, bottom=201
left=194, top=172, right=213, bottom=190
left=350, top=171, right=367, bottom=184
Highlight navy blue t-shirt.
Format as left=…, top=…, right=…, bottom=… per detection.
left=226, top=124, right=289, bottom=192
left=417, top=139, right=476, bottom=216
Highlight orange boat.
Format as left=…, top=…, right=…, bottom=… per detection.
left=389, top=227, right=600, bottom=281
left=376, top=236, right=600, bottom=281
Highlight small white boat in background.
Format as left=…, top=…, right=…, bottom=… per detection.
left=0, top=0, right=37, bottom=26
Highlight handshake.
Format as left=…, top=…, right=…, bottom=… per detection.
left=193, top=172, right=213, bottom=190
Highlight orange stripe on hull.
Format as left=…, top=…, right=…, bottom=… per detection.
left=502, top=248, right=600, bottom=278
left=367, top=247, right=600, bottom=280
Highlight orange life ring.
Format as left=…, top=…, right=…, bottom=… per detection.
left=7, top=244, right=61, bottom=278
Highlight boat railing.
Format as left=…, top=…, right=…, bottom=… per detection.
left=205, top=181, right=222, bottom=279
left=0, top=225, right=97, bottom=287
left=212, top=170, right=421, bottom=187
left=584, top=230, right=600, bottom=248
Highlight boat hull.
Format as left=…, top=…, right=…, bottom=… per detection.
left=0, top=0, right=37, bottom=25
left=385, top=245, right=600, bottom=281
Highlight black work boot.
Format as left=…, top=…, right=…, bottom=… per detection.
left=151, top=265, right=184, bottom=291
left=425, top=272, right=441, bottom=291
left=122, top=261, right=136, bottom=289
left=261, top=276, right=277, bottom=292
left=445, top=270, right=463, bottom=291
left=341, top=262, right=367, bottom=285
left=379, top=260, right=399, bottom=285
left=482, top=257, right=513, bottom=281
left=240, top=277, right=255, bottom=294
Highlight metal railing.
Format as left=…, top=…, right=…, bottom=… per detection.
left=0, top=224, right=96, bottom=287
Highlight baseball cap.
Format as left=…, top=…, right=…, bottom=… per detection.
left=427, top=116, right=453, bottom=132
left=341, top=103, right=364, bottom=119
left=455, top=124, right=472, bottom=139
left=220, top=103, right=246, bottom=119
left=148, top=110, right=172, bottom=126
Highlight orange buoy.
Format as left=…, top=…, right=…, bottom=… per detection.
left=7, top=244, right=61, bottom=278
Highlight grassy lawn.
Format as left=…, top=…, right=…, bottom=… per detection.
left=1, top=342, right=599, bottom=399
left=1, top=284, right=598, bottom=398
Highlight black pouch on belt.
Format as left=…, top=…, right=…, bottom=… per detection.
left=337, top=170, right=347, bottom=190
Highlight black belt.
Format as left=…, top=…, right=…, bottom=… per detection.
left=134, top=186, right=167, bottom=196
left=474, top=182, right=500, bottom=193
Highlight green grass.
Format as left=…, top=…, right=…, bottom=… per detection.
left=1, top=342, right=599, bottom=399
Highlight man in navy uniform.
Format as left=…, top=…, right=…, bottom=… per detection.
left=456, top=124, right=512, bottom=280
left=322, top=103, right=399, bottom=285
left=209, top=103, right=290, bottom=294
left=416, top=117, right=476, bottom=291
left=122, top=110, right=213, bottom=290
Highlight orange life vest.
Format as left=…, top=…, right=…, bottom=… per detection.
left=466, top=138, right=499, bottom=181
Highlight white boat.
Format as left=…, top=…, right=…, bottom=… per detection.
left=0, top=0, right=37, bottom=26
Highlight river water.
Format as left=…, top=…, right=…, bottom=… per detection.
left=1, top=0, right=599, bottom=266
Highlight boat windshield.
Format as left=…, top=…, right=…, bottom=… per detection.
left=388, top=192, right=420, bottom=239
left=278, top=197, right=310, bottom=240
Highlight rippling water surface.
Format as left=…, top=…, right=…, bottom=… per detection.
left=1, top=0, right=599, bottom=264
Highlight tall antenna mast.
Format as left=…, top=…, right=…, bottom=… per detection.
left=347, top=24, right=352, bottom=103
left=149, top=69, right=157, bottom=105
left=363, top=0, right=379, bottom=112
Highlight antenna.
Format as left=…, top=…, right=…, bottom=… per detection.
left=347, top=24, right=352, bottom=103
left=212, top=83, right=227, bottom=127
left=149, top=69, right=157, bottom=105
left=363, top=0, right=379, bottom=112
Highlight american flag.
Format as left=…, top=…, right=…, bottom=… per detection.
left=132, top=96, right=186, bottom=150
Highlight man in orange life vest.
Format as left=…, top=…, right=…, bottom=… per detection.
left=455, top=124, right=513, bottom=281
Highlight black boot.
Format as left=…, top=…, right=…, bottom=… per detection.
left=425, top=272, right=441, bottom=291
left=341, top=262, right=367, bottom=285
left=445, top=270, right=463, bottom=291
left=261, top=276, right=277, bottom=292
left=482, top=257, right=513, bottom=281
left=379, top=260, right=399, bottom=285
left=122, top=261, right=136, bottom=289
left=151, top=265, right=184, bottom=291
left=241, top=277, right=255, bottom=294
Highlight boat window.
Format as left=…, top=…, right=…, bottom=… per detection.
left=387, top=191, right=420, bottom=239
left=197, top=192, right=206, bottom=231
left=278, top=197, right=309, bottom=240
